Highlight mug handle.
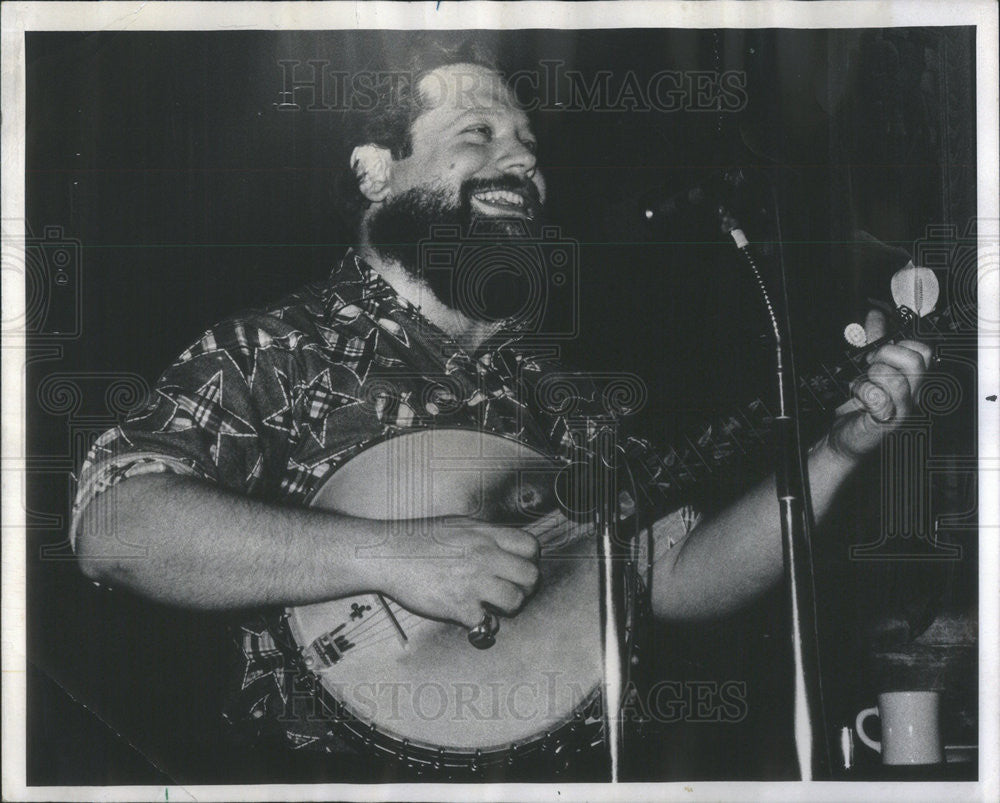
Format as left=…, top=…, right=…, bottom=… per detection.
left=855, top=706, right=881, bottom=754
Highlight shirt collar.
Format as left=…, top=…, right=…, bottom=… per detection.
left=323, top=249, right=418, bottom=321
left=323, top=248, right=527, bottom=359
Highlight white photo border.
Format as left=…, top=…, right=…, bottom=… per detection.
left=2, top=2, right=997, bottom=801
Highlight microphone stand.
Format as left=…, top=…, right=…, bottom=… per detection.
left=726, top=219, right=831, bottom=780
left=593, top=425, right=627, bottom=782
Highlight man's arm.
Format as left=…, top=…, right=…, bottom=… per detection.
left=651, top=312, right=933, bottom=621
left=76, top=473, right=540, bottom=629
left=650, top=434, right=856, bottom=620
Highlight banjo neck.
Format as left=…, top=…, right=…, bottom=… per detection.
left=629, top=302, right=961, bottom=509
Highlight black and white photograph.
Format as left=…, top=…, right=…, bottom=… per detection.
left=2, top=2, right=998, bottom=800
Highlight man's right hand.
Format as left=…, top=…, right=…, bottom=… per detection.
left=370, top=516, right=541, bottom=629
left=75, top=475, right=542, bottom=617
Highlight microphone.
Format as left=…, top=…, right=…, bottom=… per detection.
left=642, top=168, right=749, bottom=228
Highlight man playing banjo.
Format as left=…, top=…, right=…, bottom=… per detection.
left=71, top=39, right=934, bottom=777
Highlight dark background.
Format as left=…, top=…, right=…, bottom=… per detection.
left=24, top=28, right=978, bottom=784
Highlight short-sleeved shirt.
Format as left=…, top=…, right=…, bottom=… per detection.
left=71, top=250, right=698, bottom=754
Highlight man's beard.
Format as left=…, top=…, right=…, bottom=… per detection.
left=367, top=175, right=545, bottom=325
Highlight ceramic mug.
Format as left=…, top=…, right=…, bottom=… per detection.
left=855, top=691, right=944, bottom=765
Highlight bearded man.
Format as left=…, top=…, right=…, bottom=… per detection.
left=71, top=39, right=933, bottom=779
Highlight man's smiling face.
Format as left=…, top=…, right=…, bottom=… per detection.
left=354, top=61, right=550, bottom=326
left=360, top=63, right=547, bottom=270
left=387, top=62, right=545, bottom=225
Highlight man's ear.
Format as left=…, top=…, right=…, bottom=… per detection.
left=350, top=144, right=393, bottom=203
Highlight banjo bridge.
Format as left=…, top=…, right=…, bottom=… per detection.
left=305, top=623, right=356, bottom=668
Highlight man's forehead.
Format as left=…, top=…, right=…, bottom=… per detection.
left=415, top=63, right=524, bottom=120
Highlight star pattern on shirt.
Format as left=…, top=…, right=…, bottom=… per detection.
left=320, top=324, right=382, bottom=387
left=145, top=389, right=196, bottom=433
left=261, top=367, right=298, bottom=438
left=285, top=731, right=322, bottom=750
left=74, top=248, right=696, bottom=757
left=376, top=315, right=409, bottom=347
left=239, top=625, right=281, bottom=690
left=163, top=369, right=258, bottom=464
left=296, top=368, right=363, bottom=449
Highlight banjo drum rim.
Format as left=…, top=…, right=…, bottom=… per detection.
left=283, top=425, right=625, bottom=769
left=299, top=661, right=605, bottom=771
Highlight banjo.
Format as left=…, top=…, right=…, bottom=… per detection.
left=285, top=427, right=639, bottom=773
left=282, top=269, right=964, bottom=772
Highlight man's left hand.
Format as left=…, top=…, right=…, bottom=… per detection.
left=827, top=308, right=934, bottom=462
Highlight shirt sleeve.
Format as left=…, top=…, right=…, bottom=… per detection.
left=69, top=321, right=293, bottom=552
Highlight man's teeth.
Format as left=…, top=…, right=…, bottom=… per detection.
left=474, top=190, right=525, bottom=207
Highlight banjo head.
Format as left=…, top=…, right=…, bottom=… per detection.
left=286, top=427, right=603, bottom=762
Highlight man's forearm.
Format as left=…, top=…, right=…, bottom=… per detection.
left=76, top=474, right=388, bottom=610
left=651, top=435, right=861, bottom=621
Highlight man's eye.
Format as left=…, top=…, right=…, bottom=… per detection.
left=463, top=125, right=492, bottom=140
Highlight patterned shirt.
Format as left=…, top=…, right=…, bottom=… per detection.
left=71, top=250, right=696, bottom=757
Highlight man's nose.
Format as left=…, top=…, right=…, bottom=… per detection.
left=496, top=137, right=537, bottom=180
